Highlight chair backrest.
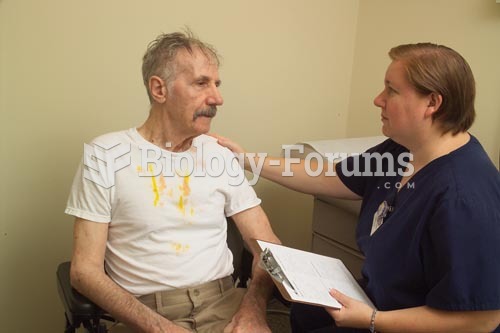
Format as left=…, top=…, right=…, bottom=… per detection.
left=56, top=261, right=107, bottom=332
left=226, top=217, right=243, bottom=277
left=226, top=217, right=253, bottom=286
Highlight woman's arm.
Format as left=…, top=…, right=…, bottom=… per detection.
left=326, top=289, right=500, bottom=333
left=213, top=134, right=361, bottom=199
left=375, top=306, right=500, bottom=333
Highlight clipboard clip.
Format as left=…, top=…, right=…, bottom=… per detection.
left=260, top=248, right=298, bottom=294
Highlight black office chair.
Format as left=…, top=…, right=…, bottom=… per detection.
left=57, top=261, right=110, bottom=333
left=56, top=220, right=290, bottom=333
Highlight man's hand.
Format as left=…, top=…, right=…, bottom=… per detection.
left=223, top=292, right=271, bottom=333
left=324, top=289, right=373, bottom=330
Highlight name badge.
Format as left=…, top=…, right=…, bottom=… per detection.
left=370, top=200, right=393, bottom=236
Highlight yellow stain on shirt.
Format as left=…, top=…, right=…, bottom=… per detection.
left=177, top=175, right=191, bottom=196
left=158, top=173, right=167, bottom=193
left=172, top=242, right=190, bottom=254
left=182, top=175, right=191, bottom=196
left=176, top=174, right=192, bottom=215
left=178, top=195, right=185, bottom=215
left=149, top=164, right=160, bottom=207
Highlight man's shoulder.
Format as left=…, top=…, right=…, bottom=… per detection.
left=194, top=134, right=229, bottom=152
left=88, top=128, right=134, bottom=147
left=194, top=134, right=217, bottom=144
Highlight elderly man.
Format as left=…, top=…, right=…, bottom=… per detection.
left=65, top=31, right=280, bottom=333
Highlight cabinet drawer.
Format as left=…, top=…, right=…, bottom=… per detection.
left=311, top=233, right=364, bottom=279
left=312, top=198, right=359, bottom=251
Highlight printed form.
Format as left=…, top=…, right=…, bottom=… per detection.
left=257, top=240, right=374, bottom=309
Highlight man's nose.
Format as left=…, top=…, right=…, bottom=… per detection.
left=207, top=86, right=224, bottom=106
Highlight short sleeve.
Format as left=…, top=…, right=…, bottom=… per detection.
left=336, top=139, right=408, bottom=197
left=220, top=148, right=261, bottom=217
left=424, top=197, right=500, bottom=311
left=336, top=154, right=368, bottom=196
left=65, top=159, right=113, bottom=223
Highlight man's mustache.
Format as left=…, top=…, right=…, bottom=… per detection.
left=193, top=106, right=217, bottom=120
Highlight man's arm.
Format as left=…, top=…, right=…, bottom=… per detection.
left=224, top=205, right=281, bottom=333
left=70, top=218, right=190, bottom=333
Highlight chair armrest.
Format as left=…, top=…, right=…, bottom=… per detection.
left=56, top=261, right=104, bottom=318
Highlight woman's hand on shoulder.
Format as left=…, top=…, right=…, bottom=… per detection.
left=209, top=133, right=246, bottom=155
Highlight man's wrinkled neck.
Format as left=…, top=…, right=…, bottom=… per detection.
left=137, top=106, right=196, bottom=153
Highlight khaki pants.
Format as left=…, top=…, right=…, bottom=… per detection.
left=108, top=276, right=245, bottom=333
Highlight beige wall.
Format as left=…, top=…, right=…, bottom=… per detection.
left=0, top=0, right=359, bottom=331
left=347, top=0, right=500, bottom=167
left=1, top=1, right=499, bottom=332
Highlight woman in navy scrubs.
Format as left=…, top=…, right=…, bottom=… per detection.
left=215, top=43, right=500, bottom=332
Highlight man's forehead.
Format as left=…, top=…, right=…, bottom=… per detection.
left=174, top=47, right=219, bottom=74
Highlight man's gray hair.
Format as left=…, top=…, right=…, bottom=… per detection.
left=142, top=29, right=220, bottom=103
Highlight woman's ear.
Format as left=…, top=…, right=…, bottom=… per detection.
left=425, top=92, right=443, bottom=117
left=149, top=76, right=167, bottom=103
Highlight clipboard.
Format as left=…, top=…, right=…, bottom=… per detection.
left=253, top=239, right=375, bottom=309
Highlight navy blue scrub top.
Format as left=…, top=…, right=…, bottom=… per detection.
left=336, top=136, right=500, bottom=320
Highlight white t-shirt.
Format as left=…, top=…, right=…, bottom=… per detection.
left=65, top=128, right=261, bottom=296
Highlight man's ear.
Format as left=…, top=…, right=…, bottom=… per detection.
left=425, top=92, right=443, bottom=117
left=149, top=76, right=167, bottom=103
